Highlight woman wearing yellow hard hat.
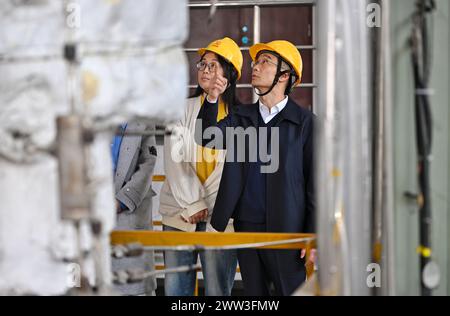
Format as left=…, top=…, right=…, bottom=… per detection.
left=159, top=37, right=243, bottom=296
left=194, top=36, right=243, bottom=106
left=196, top=39, right=315, bottom=296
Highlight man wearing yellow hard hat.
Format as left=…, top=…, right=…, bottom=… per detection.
left=196, top=40, right=315, bottom=296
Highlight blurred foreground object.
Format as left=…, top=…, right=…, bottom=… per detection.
left=0, top=0, right=188, bottom=295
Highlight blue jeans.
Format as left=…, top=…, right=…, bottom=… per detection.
left=163, top=223, right=237, bottom=296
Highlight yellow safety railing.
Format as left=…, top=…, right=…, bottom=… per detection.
left=112, top=230, right=316, bottom=294
left=112, top=230, right=315, bottom=251
left=152, top=175, right=166, bottom=182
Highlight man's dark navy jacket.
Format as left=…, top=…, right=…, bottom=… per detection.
left=196, top=97, right=315, bottom=234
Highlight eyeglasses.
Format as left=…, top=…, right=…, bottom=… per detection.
left=251, top=58, right=278, bottom=69
left=196, top=61, right=219, bottom=72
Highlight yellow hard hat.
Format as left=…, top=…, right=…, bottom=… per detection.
left=249, top=40, right=303, bottom=86
left=198, top=37, right=243, bottom=80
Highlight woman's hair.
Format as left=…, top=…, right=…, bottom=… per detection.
left=190, top=53, right=241, bottom=111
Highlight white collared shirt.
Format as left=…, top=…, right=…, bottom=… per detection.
left=259, top=96, right=288, bottom=124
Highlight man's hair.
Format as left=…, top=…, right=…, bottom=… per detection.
left=280, top=60, right=296, bottom=95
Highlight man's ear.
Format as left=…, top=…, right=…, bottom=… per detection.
left=278, top=72, right=290, bottom=83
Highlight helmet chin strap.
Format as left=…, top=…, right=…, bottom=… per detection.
left=254, top=52, right=293, bottom=97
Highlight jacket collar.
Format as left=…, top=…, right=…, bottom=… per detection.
left=234, top=97, right=302, bottom=126
left=279, top=98, right=302, bottom=125
left=232, top=102, right=259, bottom=126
